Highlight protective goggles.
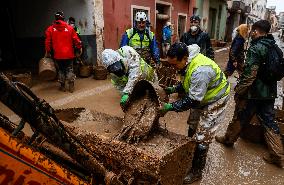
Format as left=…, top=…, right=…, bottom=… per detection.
left=107, top=61, right=125, bottom=77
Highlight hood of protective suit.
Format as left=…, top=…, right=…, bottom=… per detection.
left=187, top=44, right=200, bottom=65
left=102, top=49, right=123, bottom=68
left=238, top=24, right=249, bottom=39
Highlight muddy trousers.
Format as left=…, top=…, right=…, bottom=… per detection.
left=223, top=98, right=284, bottom=162
left=162, top=43, right=170, bottom=58
left=55, top=59, right=76, bottom=84
left=184, top=95, right=229, bottom=183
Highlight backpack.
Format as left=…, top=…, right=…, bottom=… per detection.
left=261, top=43, right=284, bottom=82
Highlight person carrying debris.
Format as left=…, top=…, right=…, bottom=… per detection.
left=159, top=43, right=230, bottom=184
left=162, top=21, right=172, bottom=58
left=44, top=11, right=82, bottom=93
left=102, top=46, right=158, bottom=108
left=224, top=24, right=249, bottom=77
left=120, top=11, right=160, bottom=68
left=180, top=15, right=214, bottom=60
left=215, top=20, right=284, bottom=168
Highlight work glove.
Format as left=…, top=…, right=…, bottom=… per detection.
left=44, top=51, right=51, bottom=58
left=164, top=86, right=176, bottom=94
left=120, top=93, right=129, bottom=108
left=158, top=103, right=173, bottom=117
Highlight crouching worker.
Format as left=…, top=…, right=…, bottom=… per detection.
left=159, top=43, right=230, bottom=184
left=102, top=46, right=158, bottom=109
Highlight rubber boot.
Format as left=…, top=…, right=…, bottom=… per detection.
left=59, top=82, right=66, bottom=92
left=69, top=81, right=74, bottom=93
left=263, top=128, right=284, bottom=168
left=183, top=144, right=209, bottom=184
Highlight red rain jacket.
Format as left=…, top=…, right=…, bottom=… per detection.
left=45, top=20, right=82, bottom=59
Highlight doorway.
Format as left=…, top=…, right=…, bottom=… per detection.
left=155, top=2, right=171, bottom=54
left=208, top=8, right=217, bottom=39
left=178, top=14, right=187, bottom=41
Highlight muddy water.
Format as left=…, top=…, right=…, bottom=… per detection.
left=56, top=108, right=124, bottom=138
left=160, top=77, right=284, bottom=185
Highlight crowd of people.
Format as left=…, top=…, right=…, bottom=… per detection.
left=44, top=10, right=284, bottom=184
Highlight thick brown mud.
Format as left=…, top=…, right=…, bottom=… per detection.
left=55, top=107, right=195, bottom=184
left=116, top=94, right=159, bottom=143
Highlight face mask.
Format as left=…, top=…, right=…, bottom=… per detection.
left=190, top=25, right=199, bottom=32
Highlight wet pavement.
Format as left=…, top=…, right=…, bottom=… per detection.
left=0, top=33, right=284, bottom=184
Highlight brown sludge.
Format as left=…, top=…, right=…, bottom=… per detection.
left=116, top=93, right=159, bottom=143
left=62, top=117, right=195, bottom=185
left=55, top=107, right=195, bottom=184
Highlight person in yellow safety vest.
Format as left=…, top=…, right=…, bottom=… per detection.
left=159, top=43, right=230, bottom=184
left=120, top=11, right=160, bottom=67
left=102, top=46, right=158, bottom=109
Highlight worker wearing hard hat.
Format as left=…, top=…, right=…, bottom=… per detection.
left=120, top=11, right=160, bottom=68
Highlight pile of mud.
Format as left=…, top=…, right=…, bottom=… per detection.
left=116, top=80, right=170, bottom=143
left=116, top=93, right=159, bottom=143
left=55, top=107, right=195, bottom=184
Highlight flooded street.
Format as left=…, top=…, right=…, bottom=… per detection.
left=1, top=35, right=284, bottom=185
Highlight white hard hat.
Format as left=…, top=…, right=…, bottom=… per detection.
left=135, top=11, right=147, bottom=22
left=166, top=22, right=171, bottom=26
left=101, top=49, right=122, bottom=68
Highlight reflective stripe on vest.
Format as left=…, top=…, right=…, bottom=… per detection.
left=183, top=54, right=230, bottom=105
left=126, top=28, right=154, bottom=49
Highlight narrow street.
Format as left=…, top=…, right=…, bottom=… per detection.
left=1, top=36, right=284, bottom=185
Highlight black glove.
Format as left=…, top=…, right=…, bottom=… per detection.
left=172, top=96, right=200, bottom=112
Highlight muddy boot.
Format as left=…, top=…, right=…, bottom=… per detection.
left=215, top=135, right=234, bottom=147
left=263, top=154, right=284, bottom=168
left=69, top=81, right=74, bottom=93
left=215, top=114, right=242, bottom=147
left=59, top=82, right=66, bottom=92
left=183, top=144, right=209, bottom=184
left=263, top=127, right=284, bottom=168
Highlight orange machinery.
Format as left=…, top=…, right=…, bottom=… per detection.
left=0, top=127, right=88, bottom=185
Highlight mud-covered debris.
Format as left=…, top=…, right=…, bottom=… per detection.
left=116, top=93, right=159, bottom=143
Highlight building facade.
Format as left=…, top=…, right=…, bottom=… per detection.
left=103, top=0, right=196, bottom=50
left=1, top=0, right=104, bottom=69
left=195, top=0, right=228, bottom=41
left=279, top=12, right=284, bottom=29
left=265, top=6, right=278, bottom=32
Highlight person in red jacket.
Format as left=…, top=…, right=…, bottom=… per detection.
left=44, top=11, right=82, bottom=92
